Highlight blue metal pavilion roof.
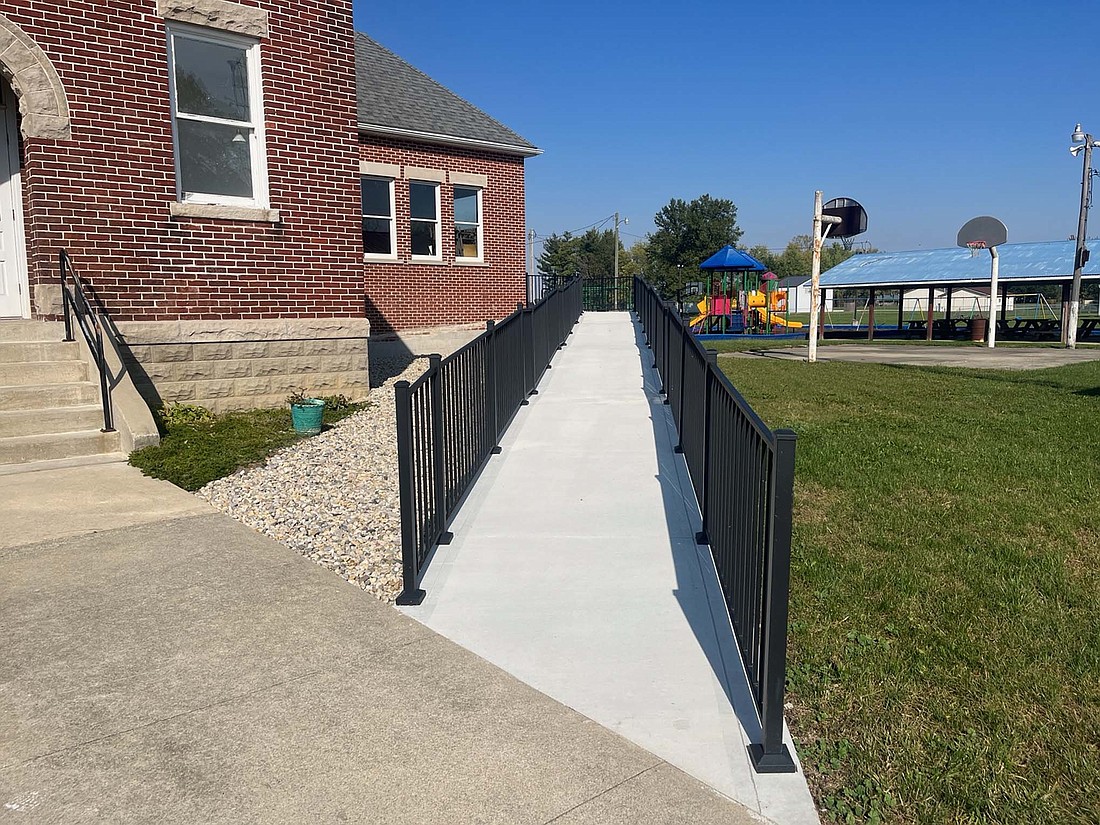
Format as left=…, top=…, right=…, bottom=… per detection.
left=820, top=240, right=1100, bottom=289
left=699, top=245, right=766, bottom=271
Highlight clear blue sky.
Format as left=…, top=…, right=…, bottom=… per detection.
left=353, top=0, right=1099, bottom=255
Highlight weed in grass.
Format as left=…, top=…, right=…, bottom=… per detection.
left=721, top=356, right=1100, bottom=824
left=157, top=401, right=216, bottom=427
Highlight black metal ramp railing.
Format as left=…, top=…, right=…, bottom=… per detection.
left=634, top=276, right=798, bottom=774
left=60, top=250, right=115, bottom=433
left=395, top=278, right=583, bottom=605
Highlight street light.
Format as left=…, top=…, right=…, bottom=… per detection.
left=1066, top=123, right=1100, bottom=348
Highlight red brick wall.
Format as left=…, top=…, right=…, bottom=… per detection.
left=7, top=0, right=363, bottom=322
left=359, top=137, right=527, bottom=336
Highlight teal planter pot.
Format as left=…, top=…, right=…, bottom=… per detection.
left=290, top=399, right=325, bottom=435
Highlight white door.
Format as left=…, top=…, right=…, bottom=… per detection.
left=0, top=83, right=29, bottom=319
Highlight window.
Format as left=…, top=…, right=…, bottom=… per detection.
left=409, top=181, right=440, bottom=259
left=361, top=176, right=395, bottom=257
left=454, top=186, right=482, bottom=260
left=167, top=25, right=267, bottom=206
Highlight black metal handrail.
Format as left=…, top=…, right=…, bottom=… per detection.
left=634, top=275, right=798, bottom=774
left=527, top=274, right=632, bottom=312
left=395, top=277, right=583, bottom=605
left=60, top=251, right=114, bottom=432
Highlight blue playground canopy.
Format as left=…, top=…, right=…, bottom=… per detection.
left=699, top=245, right=767, bottom=271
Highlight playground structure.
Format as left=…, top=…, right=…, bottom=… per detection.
left=689, top=245, right=804, bottom=336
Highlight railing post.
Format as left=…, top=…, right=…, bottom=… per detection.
left=59, top=252, right=74, bottom=342
left=694, top=349, right=718, bottom=546
left=674, top=321, right=687, bottom=450
left=749, top=429, right=798, bottom=774
left=94, top=318, right=115, bottom=432
left=485, top=319, right=501, bottom=449
left=428, top=354, right=453, bottom=547
left=394, top=379, right=426, bottom=606
left=523, top=302, right=538, bottom=398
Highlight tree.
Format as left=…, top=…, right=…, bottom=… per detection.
left=537, top=231, right=580, bottom=279
left=747, top=235, right=879, bottom=281
left=618, top=240, right=650, bottom=280
left=647, top=195, right=742, bottom=296
left=537, top=228, right=623, bottom=280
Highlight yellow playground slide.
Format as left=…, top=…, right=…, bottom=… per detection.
left=769, top=313, right=803, bottom=329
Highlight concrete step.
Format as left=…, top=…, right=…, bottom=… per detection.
left=0, top=405, right=105, bottom=438
left=0, top=320, right=66, bottom=343
left=0, top=451, right=126, bottom=477
left=0, top=360, right=88, bottom=385
left=0, top=382, right=101, bottom=411
left=0, top=340, right=82, bottom=363
left=0, top=429, right=121, bottom=466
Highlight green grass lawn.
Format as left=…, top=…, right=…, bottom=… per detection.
left=129, top=399, right=368, bottom=491
left=718, top=356, right=1100, bottom=824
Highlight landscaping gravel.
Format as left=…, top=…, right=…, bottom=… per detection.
left=198, top=355, right=427, bottom=603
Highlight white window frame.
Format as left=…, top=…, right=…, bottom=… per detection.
left=361, top=175, right=397, bottom=260
left=166, top=23, right=269, bottom=208
left=453, top=185, right=484, bottom=263
left=409, top=180, right=441, bottom=261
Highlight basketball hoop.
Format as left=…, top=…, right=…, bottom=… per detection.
left=966, top=241, right=988, bottom=258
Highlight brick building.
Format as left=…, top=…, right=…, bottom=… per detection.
left=355, top=34, right=539, bottom=341
left=0, top=1, right=537, bottom=464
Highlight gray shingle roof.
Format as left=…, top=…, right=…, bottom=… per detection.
left=355, top=33, right=539, bottom=156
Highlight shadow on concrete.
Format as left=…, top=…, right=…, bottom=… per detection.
left=629, top=316, right=766, bottom=747
left=366, top=337, right=418, bottom=388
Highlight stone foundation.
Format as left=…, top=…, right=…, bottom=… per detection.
left=117, top=319, right=370, bottom=414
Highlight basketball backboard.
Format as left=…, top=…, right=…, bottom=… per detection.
left=956, top=216, right=1008, bottom=249
left=821, top=198, right=868, bottom=239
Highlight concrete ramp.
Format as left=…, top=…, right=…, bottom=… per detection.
left=403, top=312, right=819, bottom=824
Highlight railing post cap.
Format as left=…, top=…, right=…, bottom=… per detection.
left=429, top=353, right=442, bottom=366
left=775, top=428, right=797, bottom=442
left=395, top=379, right=411, bottom=389
left=704, top=349, right=719, bottom=363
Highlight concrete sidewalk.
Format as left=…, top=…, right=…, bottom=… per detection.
left=730, top=342, right=1100, bottom=370
left=403, top=313, right=819, bottom=824
left=1, top=463, right=757, bottom=823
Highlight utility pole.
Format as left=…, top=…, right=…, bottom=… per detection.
left=614, top=212, right=628, bottom=310
left=528, top=228, right=535, bottom=277
left=1067, top=123, right=1097, bottom=348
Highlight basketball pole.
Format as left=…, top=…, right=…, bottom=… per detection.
left=808, top=191, right=841, bottom=364
left=988, top=247, right=999, bottom=348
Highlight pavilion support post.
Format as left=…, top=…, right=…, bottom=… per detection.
left=946, top=287, right=953, bottom=322
left=897, top=289, right=904, bottom=331
left=1001, top=284, right=1008, bottom=322
left=867, top=289, right=876, bottom=341
left=819, top=292, right=827, bottom=338
left=1061, top=283, right=1071, bottom=337
left=926, top=288, right=934, bottom=341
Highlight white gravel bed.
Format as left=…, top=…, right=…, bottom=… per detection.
left=198, top=357, right=428, bottom=603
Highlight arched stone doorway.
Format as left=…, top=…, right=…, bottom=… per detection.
left=0, top=13, right=71, bottom=140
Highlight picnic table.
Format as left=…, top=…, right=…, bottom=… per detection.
left=997, top=318, right=1061, bottom=339
left=903, top=318, right=973, bottom=339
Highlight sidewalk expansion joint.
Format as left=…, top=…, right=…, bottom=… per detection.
left=539, top=760, right=663, bottom=824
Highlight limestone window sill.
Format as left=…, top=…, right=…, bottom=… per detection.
left=453, top=259, right=489, bottom=267
left=170, top=203, right=281, bottom=223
